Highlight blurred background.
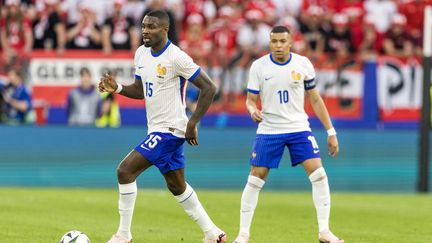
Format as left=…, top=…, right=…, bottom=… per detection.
left=0, top=0, right=431, bottom=192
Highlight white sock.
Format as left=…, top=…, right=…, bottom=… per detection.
left=175, top=183, right=220, bottom=239
left=309, top=167, right=331, bottom=233
left=116, top=181, right=137, bottom=240
left=239, top=175, right=265, bottom=235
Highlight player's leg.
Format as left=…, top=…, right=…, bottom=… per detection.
left=234, top=134, right=285, bottom=243
left=233, top=166, right=268, bottom=243
left=108, top=150, right=153, bottom=243
left=163, top=169, right=226, bottom=243
left=303, top=159, right=343, bottom=243
left=287, top=131, right=343, bottom=242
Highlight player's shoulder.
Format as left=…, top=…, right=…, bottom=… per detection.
left=251, top=54, right=271, bottom=68
left=291, top=52, right=313, bottom=66
left=134, top=45, right=149, bottom=58
left=168, top=42, right=189, bottom=57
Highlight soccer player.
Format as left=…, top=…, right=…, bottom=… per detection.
left=98, top=10, right=226, bottom=243
left=233, top=26, right=344, bottom=243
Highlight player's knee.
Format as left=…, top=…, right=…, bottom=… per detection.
left=166, top=181, right=185, bottom=195
left=308, top=167, right=327, bottom=183
left=116, top=166, right=134, bottom=183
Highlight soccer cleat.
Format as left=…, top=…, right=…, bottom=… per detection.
left=106, top=234, right=132, bottom=243
left=203, top=232, right=227, bottom=243
left=233, top=232, right=249, bottom=243
left=318, top=230, right=344, bottom=243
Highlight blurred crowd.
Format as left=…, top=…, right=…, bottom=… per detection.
left=0, top=0, right=431, bottom=125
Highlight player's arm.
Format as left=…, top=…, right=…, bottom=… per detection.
left=186, top=70, right=216, bottom=145
left=246, top=92, right=263, bottom=123
left=188, top=70, right=216, bottom=124
left=306, top=88, right=339, bottom=157
left=98, top=74, right=144, bottom=99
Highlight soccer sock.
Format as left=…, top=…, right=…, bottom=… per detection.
left=117, top=181, right=137, bottom=240
left=239, top=175, right=265, bottom=235
left=175, top=183, right=220, bottom=239
left=309, top=167, right=331, bottom=233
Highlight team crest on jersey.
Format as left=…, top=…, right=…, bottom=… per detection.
left=291, top=70, right=301, bottom=81
left=252, top=152, right=257, bottom=159
left=157, top=64, right=167, bottom=78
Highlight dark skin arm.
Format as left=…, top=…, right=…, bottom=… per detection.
left=186, top=70, right=216, bottom=146
left=98, top=73, right=144, bottom=99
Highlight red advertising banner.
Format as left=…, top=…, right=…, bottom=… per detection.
left=377, top=56, right=422, bottom=121
left=29, top=50, right=143, bottom=107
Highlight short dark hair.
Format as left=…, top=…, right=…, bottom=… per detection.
left=79, top=67, right=91, bottom=76
left=146, top=10, right=170, bottom=27
left=271, top=25, right=290, bottom=34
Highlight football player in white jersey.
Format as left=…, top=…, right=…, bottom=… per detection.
left=99, top=10, right=226, bottom=243
left=233, top=26, right=344, bottom=243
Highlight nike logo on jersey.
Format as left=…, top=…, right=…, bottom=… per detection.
left=137, top=66, right=144, bottom=69
left=140, top=144, right=151, bottom=151
left=264, top=76, right=273, bottom=81
left=313, top=149, right=319, bottom=154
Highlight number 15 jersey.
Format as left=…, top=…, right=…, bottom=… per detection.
left=134, top=41, right=201, bottom=137
left=247, top=52, right=317, bottom=134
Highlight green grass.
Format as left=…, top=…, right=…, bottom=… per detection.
left=0, top=188, right=431, bottom=243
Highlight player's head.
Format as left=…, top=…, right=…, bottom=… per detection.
left=142, top=10, right=170, bottom=48
left=269, top=25, right=292, bottom=60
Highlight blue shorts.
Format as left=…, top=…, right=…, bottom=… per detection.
left=250, top=131, right=321, bottom=168
left=134, top=132, right=185, bottom=174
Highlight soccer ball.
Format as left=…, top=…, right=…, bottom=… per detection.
left=60, top=230, right=90, bottom=243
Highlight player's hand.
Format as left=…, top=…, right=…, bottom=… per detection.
left=185, top=121, right=198, bottom=146
left=251, top=110, right=263, bottom=123
left=98, top=73, right=117, bottom=93
left=327, top=135, right=339, bottom=157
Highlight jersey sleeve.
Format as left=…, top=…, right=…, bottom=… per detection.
left=173, top=49, right=201, bottom=81
left=247, top=61, right=260, bottom=94
left=133, top=46, right=143, bottom=81
left=303, top=56, right=316, bottom=90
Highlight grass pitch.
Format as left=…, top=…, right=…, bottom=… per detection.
left=0, top=188, right=431, bottom=243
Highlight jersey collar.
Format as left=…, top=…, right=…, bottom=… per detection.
left=151, top=40, right=171, bottom=57
left=269, top=53, right=292, bottom=66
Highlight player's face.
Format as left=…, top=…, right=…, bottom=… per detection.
left=269, top=32, right=292, bottom=60
left=141, top=16, right=167, bottom=48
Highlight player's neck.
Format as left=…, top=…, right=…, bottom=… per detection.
left=151, top=38, right=169, bottom=54
left=272, top=52, right=291, bottom=64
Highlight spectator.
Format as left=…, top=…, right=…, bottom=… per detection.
left=358, top=15, right=383, bottom=59
left=101, top=0, right=138, bottom=55
left=179, top=13, right=212, bottom=67
left=122, top=0, right=147, bottom=30
left=364, top=0, right=397, bottom=34
left=66, top=67, right=102, bottom=126
left=299, top=6, right=326, bottom=57
left=31, top=0, right=66, bottom=54
left=383, top=14, right=415, bottom=58
left=399, top=0, right=432, bottom=40
left=229, top=9, right=271, bottom=108
left=183, top=0, right=217, bottom=27
left=209, top=6, right=240, bottom=104
left=66, top=4, right=101, bottom=49
left=245, top=0, right=277, bottom=25
left=325, top=13, right=355, bottom=56
left=0, top=0, right=33, bottom=62
left=0, top=68, right=33, bottom=124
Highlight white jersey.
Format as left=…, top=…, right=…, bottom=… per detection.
left=134, top=41, right=201, bottom=137
left=247, top=52, right=317, bottom=134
